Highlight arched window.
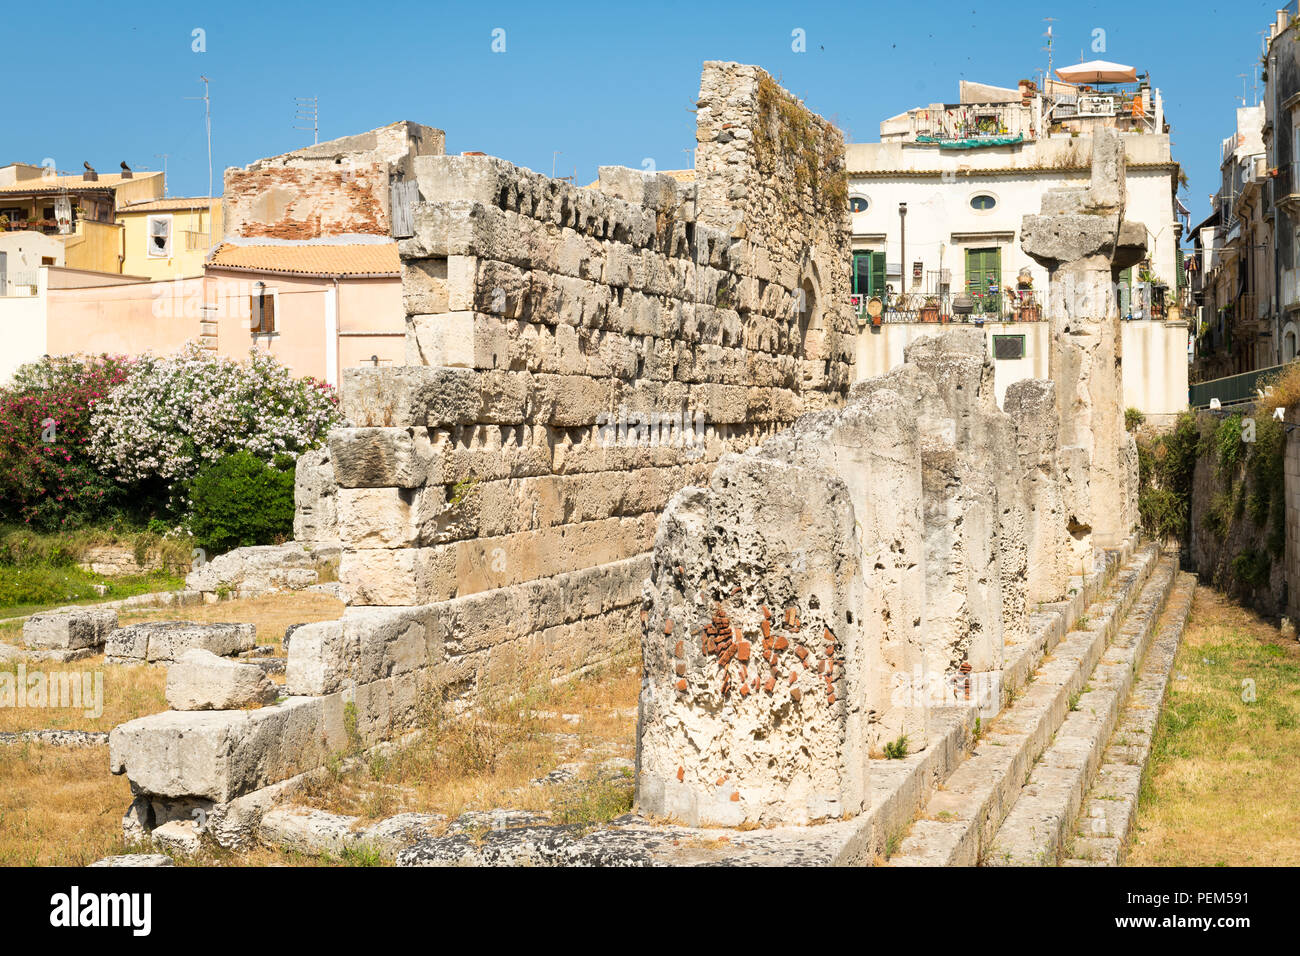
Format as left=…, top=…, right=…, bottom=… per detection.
left=849, top=195, right=869, bottom=214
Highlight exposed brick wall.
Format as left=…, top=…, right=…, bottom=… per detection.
left=223, top=164, right=389, bottom=239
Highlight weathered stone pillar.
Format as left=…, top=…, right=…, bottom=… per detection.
left=1021, top=128, right=1145, bottom=549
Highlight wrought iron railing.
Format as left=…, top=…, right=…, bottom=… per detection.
left=853, top=291, right=1045, bottom=325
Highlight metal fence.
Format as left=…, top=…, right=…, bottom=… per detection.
left=855, top=291, right=1044, bottom=325
left=1189, top=361, right=1296, bottom=409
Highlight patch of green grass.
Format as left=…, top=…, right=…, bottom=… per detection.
left=0, top=566, right=183, bottom=617
left=551, top=776, right=634, bottom=829
left=1129, top=589, right=1300, bottom=865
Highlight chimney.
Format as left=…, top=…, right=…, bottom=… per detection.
left=82, top=162, right=98, bottom=182
left=120, top=161, right=133, bottom=180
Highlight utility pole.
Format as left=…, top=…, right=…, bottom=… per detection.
left=552, top=151, right=561, bottom=178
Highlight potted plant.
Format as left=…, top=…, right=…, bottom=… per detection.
left=920, top=296, right=940, bottom=323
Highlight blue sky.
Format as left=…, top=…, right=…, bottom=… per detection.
left=1, top=0, right=1279, bottom=229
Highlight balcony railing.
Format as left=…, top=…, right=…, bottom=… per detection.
left=853, top=290, right=1045, bottom=325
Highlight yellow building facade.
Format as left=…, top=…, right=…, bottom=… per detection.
left=116, top=198, right=222, bottom=280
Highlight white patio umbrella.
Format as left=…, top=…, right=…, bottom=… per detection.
left=1055, top=60, right=1138, bottom=84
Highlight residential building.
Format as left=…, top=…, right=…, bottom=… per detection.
left=4, top=122, right=438, bottom=387
left=115, top=197, right=222, bottom=280
left=847, top=66, right=1188, bottom=419
left=0, top=161, right=163, bottom=273
left=1190, top=106, right=1271, bottom=380
left=1266, top=3, right=1300, bottom=366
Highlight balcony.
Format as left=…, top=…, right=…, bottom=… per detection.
left=1271, top=163, right=1300, bottom=215
left=852, top=290, right=1045, bottom=327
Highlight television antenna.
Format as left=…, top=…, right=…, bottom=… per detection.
left=294, top=96, right=319, bottom=145
left=154, top=154, right=169, bottom=196
left=184, top=76, right=214, bottom=247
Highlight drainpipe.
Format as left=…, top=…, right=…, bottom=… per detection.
left=325, top=276, right=340, bottom=389
left=899, top=202, right=908, bottom=298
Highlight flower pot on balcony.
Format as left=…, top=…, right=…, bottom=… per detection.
left=920, top=305, right=940, bottom=323
left=1018, top=304, right=1041, bottom=322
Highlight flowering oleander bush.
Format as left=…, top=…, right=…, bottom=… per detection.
left=0, top=354, right=132, bottom=530
left=89, top=343, right=340, bottom=509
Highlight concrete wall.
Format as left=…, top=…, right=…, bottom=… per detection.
left=0, top=267, right=47, bottom=384
left=854, top=318, right=1188, bottom=416
left=1122, top=320, right=1190, bottom=419
left=854, top=320, right=1048, bottom=408
left=0, top=230, right=64, bottom=271
left=43, top=270, right=404, bottom=389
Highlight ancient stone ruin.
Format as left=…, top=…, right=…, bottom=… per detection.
left=107, top=64, right=1164, bottom=863
left=109, top=61, right=858, bottom=845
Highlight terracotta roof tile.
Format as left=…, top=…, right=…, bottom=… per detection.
left=208, top=242, right=400, bottom=277
left=117, top=197, right=221, bottom=214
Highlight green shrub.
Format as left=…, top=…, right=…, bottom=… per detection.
left=188, top=451, right=295, bottom=555
left=1125, top=407, right=1146, bottom=432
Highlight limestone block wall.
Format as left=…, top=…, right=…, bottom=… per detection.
left=638, top=330, right=1080, bottom=827
left=110, top=62, right=856, bottom=841
left=326, top=61, right=855, bottom=697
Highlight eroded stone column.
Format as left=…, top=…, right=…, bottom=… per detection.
left=1021, top=128, right=1145, bottom=550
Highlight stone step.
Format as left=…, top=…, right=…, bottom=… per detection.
left=1061, top=571, right=1196, bottom=866
left=983, top=554, right=1178, bottom=866
left=885, top=541, right=1162, bottom=866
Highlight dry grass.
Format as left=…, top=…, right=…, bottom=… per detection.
left=0, top=656, right=165, bottom=734
left=0, top=743, right=136, bottom=865
left=0, top=592, right=341, bottom=735
left=1127, top=587, right=1300, bottom=866
left=296, top=658, right=640, bottom=829
left=1257, top=361, right=1300, bottom=417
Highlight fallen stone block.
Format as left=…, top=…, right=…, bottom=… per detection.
left=106, top=621, right=256, bottom=664
left=23, top=606, right=117, bottom=651
left=150, top=819, right=202, bottom=857
left=166, top=649, right=279, bottom=711
left=109, top=696, right=347, bottom=802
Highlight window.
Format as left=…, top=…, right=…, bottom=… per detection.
left=849, top=195, right=869, bottom=213
left=852, top=250, right=885, bottom=297
left=970, top=194, right=997, bottom=211
left=146, top=215, right=172, bottom=257
left=992, top=334, right=1025, bottom=360
left=965, top=247, right=1002, bottom=313
left=251, top=287, right=277, bottom=334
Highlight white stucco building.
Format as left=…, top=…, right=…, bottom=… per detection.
left=846, top=73, right=1190, bottom=419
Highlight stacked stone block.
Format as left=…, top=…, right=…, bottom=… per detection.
left=638, top=331, right=1088, bottom=826
left=109, top=62, right=858, bottom=844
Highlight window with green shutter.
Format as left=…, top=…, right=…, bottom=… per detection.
left=853, top=251, right=886, bottom=297
left=965, top=247, right=1001, bottom=313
